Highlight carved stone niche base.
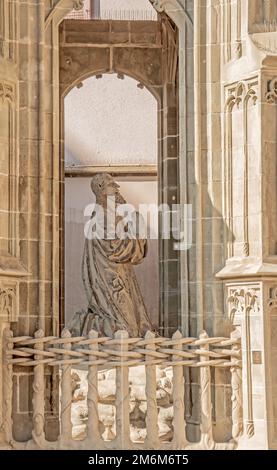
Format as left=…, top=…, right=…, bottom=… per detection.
left=0, top=267, right=26, bottom=355
left=0, top=276, right=19, bottom=445
left=0, top=278, right=19, bottom=323
left=0, top=255, right=29, bottom=323
left=225, top=278, right=277, bottom=449
left=0, top=265, right=27, bottom=444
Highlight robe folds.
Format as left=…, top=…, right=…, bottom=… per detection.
left=81, top=234, right=153, bottom=337
left=68, top=173, right=154, bottom=338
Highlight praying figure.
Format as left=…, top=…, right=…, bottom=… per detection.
left=69, top=173, right=153, bottom=338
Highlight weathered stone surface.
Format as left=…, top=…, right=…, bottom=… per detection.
left=1, top=0, right=277, bottom=451
left=68, top=174, right=153, bottom=337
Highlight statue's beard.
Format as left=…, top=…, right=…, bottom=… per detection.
left=114, top=192, right=126, bottom=205
left=96, top=191, right=126, bottom=208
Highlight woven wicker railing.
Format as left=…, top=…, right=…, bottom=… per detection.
left=2, top=328, right=243, bottom=450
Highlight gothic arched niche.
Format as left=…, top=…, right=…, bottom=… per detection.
left=64, top=73, right=160, bottom=328
left=45, top=0, right=192, bottom=336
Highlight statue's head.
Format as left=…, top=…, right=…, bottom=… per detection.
left=90, top=173, right=120, bottom=198
left=90, top=173, right=126, bottom=206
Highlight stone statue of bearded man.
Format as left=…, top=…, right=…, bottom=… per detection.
left=70, top=173, right=153, bottom=338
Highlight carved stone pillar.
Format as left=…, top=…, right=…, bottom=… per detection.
left=0, top=280, right=19, bottom=444
left=215, top=0, right=277, bottom=449
left=222, top=280, right=277, bottom=449
left=217, top=69, right=277, bottom=447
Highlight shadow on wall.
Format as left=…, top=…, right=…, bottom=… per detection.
left=185, top=182, right=235, bottom=443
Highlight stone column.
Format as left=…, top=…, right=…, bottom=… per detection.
left=221, top=280, right=277, bottom=449
left=217, top=70, right=277, bottom=447
left=216, top=2, right=277, bottom=447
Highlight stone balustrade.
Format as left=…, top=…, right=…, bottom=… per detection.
left=2, top=327, right=242, bottom=450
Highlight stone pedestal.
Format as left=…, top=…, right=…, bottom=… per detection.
left=0, top=272, right=26, bottom=445
left=218, top=264, right=277, bottom=449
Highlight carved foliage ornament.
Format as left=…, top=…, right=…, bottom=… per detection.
left=268, top=285, right=277, bottom=308
left=266, top=78, right=277, bottom=104
left=0, top=81, right=14, bottom=104
left=0, top=287, right=16, bottom=321
left=228, top=288, right=259, bottom=324
left=73, top=1, right=84, bottom=11
left=226, top=81, right=258, bottom=110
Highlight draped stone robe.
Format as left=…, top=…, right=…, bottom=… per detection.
left=81, top=218, right=153, bottom=338
left=68, top=173, right=153, bottom=338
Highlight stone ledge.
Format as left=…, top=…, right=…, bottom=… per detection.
left=0, top=257, right=30, bottom=278
left=216, top=258, right=277, bottom=280
left=0, top=255, right=30, bottom=278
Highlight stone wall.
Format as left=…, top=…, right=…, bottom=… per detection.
left=64, top=74, right=158, bottom=166
left=0, top=0, right=61, bottom=441
left=1, top=0, right=277, bottom=448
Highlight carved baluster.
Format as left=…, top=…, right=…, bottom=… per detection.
left=60, top=328, right=72, bottom=446
left=145, top=331, right=159, bottom=449
left=2, top=328, right=14, bottom=445
left=32, top=329, right=46, bottom=448
left=199, top=331, right=215, bottom=450
left=230, top=328, right=243, bottom=441
left=172, top=331, right=187, bottom=449
left=115, top=330, right=131, bottom=449
left=86, top=329, right=101, bottom=447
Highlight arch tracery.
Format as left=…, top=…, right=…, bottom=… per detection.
left=45, top=0, right=189, bottom=30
